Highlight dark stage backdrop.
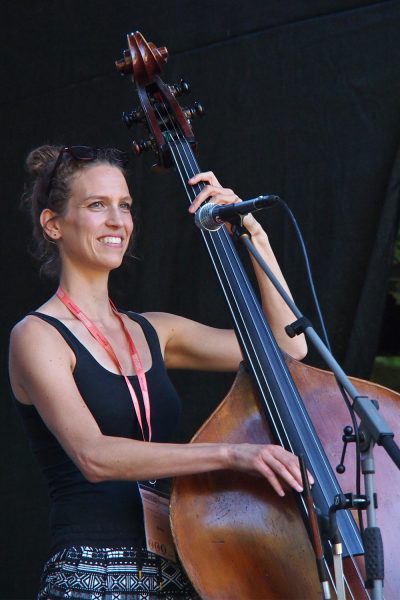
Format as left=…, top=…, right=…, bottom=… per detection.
left=1, top=1, right=400, bottom=597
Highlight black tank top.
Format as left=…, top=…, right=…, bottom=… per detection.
left=16, top=311, right=182, bottom=555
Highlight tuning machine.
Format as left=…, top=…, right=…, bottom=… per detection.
left=132, top=138, right=154, bottom=155
left=122, top=107, right=146, bottom=128
left=170, top=79, right=191, bottom=97
left=183, top=101, right=205, bottom=120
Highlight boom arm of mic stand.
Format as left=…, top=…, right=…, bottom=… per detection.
left=236, top=230, right=400, bottom=470
left=232, top=225, right=392, bottom=599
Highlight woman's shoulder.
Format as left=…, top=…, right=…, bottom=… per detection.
left=138, top=311, right=205, bottom=356
left=140, top=311, right=195, bottom=335
left=9, top=310, right=76, bottom=404
left=10, top=306, right=72, bottom=359
left=11, top=312, right=50, bottom=340
left=138, top=311, right=179, bottom=348
left=140, top=311, right=196, bottom=323
left=140, top=311, right=176, bottom=324
left=12, top=295, right=67, bottom=333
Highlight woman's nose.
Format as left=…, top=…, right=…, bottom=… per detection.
left=106, top=205, right=124, bottom=226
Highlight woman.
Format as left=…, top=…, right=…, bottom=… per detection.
left=9, top=145, right=309, bottom=599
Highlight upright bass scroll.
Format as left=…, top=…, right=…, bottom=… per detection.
left=115, top=30, right=400, bottom=599
left=116, top=31, right=199, bottom=167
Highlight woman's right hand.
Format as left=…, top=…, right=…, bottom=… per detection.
left=227, top=443, right=314, bottom=497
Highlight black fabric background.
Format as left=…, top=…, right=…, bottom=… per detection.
left=1, top=1, right=400, bottom=597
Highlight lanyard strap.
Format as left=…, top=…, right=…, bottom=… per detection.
left=56, top=287, right=152, bottom=441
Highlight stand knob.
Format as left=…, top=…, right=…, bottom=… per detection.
left=336, top=426, right=358, bottom=474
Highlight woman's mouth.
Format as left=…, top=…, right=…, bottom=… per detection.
left=98, top=236, right=123, bottom=246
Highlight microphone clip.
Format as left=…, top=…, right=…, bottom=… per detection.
left=231, top=215, right=251, bottom=242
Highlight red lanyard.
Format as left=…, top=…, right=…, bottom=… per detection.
left=56, top=287, right=151, bottom=441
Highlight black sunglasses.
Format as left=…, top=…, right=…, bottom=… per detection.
left=46, top=146, right=128, bottom=197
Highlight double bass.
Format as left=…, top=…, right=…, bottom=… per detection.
left=115, top=31, right=400, bottom=599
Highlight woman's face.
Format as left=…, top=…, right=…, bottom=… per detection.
left=55, top=164, right=134, bottom=274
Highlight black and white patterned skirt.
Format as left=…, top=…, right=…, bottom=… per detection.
left=37, top=546, right=200, bottom=600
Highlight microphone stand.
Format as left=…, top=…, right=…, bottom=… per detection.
left=226, top=220, right=400, bottom=599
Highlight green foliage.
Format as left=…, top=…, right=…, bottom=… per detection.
left=374, top=355, right=400, bottom=368
left=371, top=356, right=400, bottom=391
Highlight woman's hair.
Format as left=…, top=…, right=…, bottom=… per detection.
left=23, top=144, right=128, bottom=279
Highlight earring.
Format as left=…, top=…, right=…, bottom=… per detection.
left=42, top=229, right=58, bottom=245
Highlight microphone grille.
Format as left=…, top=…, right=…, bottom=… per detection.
left=194, top=202, right=222, bottom=231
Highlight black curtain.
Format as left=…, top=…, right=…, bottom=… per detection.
left=1, top=1, right=399, bottom=596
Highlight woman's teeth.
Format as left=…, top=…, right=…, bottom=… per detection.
left=99, top=236, right=122, bottom=244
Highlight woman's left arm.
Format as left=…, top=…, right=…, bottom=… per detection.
left=146, top=171, right=306, bottom=371
left=187, top=171, right=307, bottom=360
left=240, top=217, right=307, bottom=359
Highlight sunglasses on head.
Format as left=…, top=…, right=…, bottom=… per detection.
left=46, top=146, right=128, bottom=197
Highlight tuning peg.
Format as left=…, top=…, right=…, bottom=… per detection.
left=170, top=79, right=191, bottom=97
left=115, top=50, right=133, bottom=75
left=132, top=139, right=153, bottom=155
left=122, top=108, right=145, bottom=128
left=183, top=102, right=205, bottom=119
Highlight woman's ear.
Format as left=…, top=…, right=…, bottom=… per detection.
left=40, top=208, right=61, bottom=241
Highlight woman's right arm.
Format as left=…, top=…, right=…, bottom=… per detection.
left=9, top=317, right=306, bottom=497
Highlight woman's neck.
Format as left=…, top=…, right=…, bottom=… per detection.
left=58, top=268, right=113, bottom=322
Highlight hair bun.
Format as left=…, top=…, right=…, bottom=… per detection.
left=25, top=144, right=61, bottom=176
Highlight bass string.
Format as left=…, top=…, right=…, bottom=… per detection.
left=159, top=103, right=368, bottom=598
left=157, top=105, right=339, bottom=499
left=154, top=102, right=343, bottom=506
left=153, top=110, right=295, bottom=448
left=153, top=113, right=297, bottom=452
left=165, top=137, right=360, bottom=600
left=176, top=136, right=364, bottom=557
left=155, top=104, right=345, bottom=503
left=151, top=101, right=363, bottom=596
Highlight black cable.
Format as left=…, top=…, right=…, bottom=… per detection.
left=274, top=199, right=331, bottom=351
left=266, top=198, right=364, bottom=532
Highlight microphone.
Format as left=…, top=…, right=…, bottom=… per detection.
left=194, top=195, right=280, bottom=231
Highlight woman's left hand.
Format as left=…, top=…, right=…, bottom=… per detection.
left=188, top=172, right=262, bottom=236
left=188, top=171, right=239, bottom=212
left=188, top=171, right=307, bottom=361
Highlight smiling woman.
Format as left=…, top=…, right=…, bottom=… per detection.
left=23, top=145, right=130, bottom=279
left=41, top=163, right=134, bottom=275
left=9, top=144, right=308, bottom=599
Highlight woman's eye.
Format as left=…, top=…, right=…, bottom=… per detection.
left=88, top=201, right=104, bottom=209
left=120, top=202, right=132, bottom=211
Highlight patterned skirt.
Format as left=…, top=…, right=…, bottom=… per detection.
left=37, top=546, right=200, bottom=600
